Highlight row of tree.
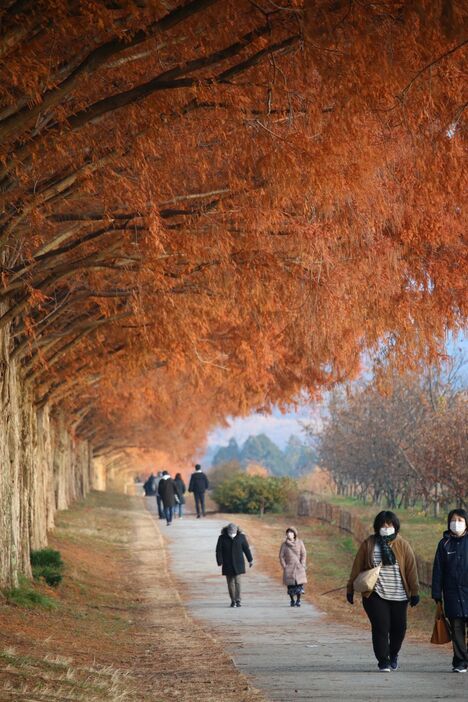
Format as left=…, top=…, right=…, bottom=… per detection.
left=1, top=0, right=465, bottom=462
left=314, top=363, right=467, bottom=514
left=211, top=434, right=317, bottom=476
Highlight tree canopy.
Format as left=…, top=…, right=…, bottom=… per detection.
left=1, top=0, right=466, bottom=460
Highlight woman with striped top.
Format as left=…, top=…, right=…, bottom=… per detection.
left=347, top=511, right=420, bottom=672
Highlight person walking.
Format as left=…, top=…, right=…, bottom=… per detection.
left=347, top=510, right=419, bottom=672
left=432, top=508, right=468, bottom=673
left=188, top=464, right=209, bottom=518
left=157, top=471, right=177, bottom=525
left=143, top=472, right=156, bottom=497
left=279, top=526, right=307, bottom=607
left=216, top=523, right=253, bottom=607
left=154, top=471, right=165, bottom=520
left=173, top=472, right=186, bottom=519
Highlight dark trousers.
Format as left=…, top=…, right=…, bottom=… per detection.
left=450, top=617, right=468, bottom=667
left=226, top=575, right=241, bottom=603
left=362, top=592, right=408, bottom=665
left=156, top=494, right=165, bottom=519
left=194, top=492, right=205, bottom=517
left=164, top=506, right=173, bottom=524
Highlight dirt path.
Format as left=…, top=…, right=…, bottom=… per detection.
left=160, top=510, right=465, bottom=702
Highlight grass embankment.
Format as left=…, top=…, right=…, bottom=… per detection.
left=229, top=509, right=445, bottom=644
left=322, top=494, right=447, bottom=561
left=0, top=491, right=266, bottom=702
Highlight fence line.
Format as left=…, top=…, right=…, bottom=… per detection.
left=297, top=492, right=433, bottom=587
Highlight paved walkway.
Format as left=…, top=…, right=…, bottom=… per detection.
left=153, top=508, right=465, bottom=701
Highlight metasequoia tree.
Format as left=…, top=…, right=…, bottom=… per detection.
left=0, top=0, right=466, bottom=458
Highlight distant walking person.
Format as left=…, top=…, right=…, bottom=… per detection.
left=154, top=471, right=165, bottom=520
left=279, top=527, right=307, bottom=607
left=432, top=508, right=468, bottom=673
left=173, top=472, right=186, bottom=519
left=157, top=471, right=177, bottom=525
left=216, top=523, right=253, bottom=607
left=347, top=511, right=419, bottom=672
left=143, top=472, right=156, bottom=497
left=188, top=464, right=209, bottom=518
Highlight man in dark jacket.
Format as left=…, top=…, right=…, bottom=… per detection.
left=154, top=471, right=165, bottom=519
left=432, top=508, right=468, bottom=673
left=188, top=464, right=209, bottom=518
left=216, top=523, right=253, bottom=607
left=157, top=471, right=178, bottom=525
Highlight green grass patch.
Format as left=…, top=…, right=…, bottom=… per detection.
left=31, top=547, right=64, bottom=586
left=4, top=576, right=57, bottom=609
left=319, top=494, right=448, bottom=561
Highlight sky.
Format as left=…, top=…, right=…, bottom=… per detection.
left=206, top=404, right=322, bottom=451
left=206, top=331, right=467, bottom=452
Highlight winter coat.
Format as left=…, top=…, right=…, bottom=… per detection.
left=158, top=476, right=178, bottom=508
left=174, top=477, right=186, bottom=505
left=432, top=530, right=468, bottom=619
left=188, top=470, right=209, bottom=495
left=143, top=474, right=156, bottom=496
left=279, top=527, right=307, bottom=586
left=347, top=534, right=419, bottom=599
left=216, top=527, right=253, bottom=576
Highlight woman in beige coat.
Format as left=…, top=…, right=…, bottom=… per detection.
left=279, top=526, right=307, bottom=607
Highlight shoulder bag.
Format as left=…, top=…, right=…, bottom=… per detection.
left=353, top=563, right=382, bottom=593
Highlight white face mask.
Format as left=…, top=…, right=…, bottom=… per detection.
left=450, top=520, right=466, bottom=534
left=380, top=527, right=395, bottom=537
left=228, top=531, right=236, bottom=539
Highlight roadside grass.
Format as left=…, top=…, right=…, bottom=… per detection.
left=0, top=646, right=133, bottom=701
left=320, top=494, right=447, bottom=561
left=3, top=575, right=58, bottom=610
left=0, top=491, right=267, bottom=702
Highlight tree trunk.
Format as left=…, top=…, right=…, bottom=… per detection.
left=0, top=319, right=94, bottom=587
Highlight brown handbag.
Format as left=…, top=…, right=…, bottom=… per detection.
left=430, top=603, right=451, bottom=645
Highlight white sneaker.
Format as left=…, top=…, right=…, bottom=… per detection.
left=453, top=665, right=467, bottom=673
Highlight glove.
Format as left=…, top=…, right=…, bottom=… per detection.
left=346, top=592, right=354, bottom=605
left=410, top=595, right=420, bottom=607
left=249, top=562, right=253, bottom=568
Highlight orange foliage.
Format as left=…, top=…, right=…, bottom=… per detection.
left=245, top=463, right=269, bottom=477
left=0, top=1, right=466, bottom=461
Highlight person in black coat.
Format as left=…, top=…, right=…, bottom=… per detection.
left=143, top=473, right=156, bottom=496
left=216, top=523, right=253, bottom=607
left=174, top=473, right=186, bottom=519
left=432, top=508, right=468, bottom=673
left=157, top=471, right=178, bottom=525
left=188, top=464, right=209, bottom=518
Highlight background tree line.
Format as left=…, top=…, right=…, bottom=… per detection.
left=210, top=434, right=317, bottom=477
left=313, top=361, right=467, bottom=515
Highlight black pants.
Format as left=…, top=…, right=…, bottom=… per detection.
left=156, top=494, right=165, bottom=519
left=362, top=592, right=408, bottom=665
left=449, top=617, right=468, bottom=667
left=194, top=492, right=205, bottom=517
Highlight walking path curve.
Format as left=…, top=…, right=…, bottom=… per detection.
left=155, top=510, right=465, bottom=702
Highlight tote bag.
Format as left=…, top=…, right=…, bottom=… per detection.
left=353, top=564, right=382, bottom=593
left=430, top=603, right=451, bottom=645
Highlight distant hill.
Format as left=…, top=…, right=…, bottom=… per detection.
left=211, top=433, right=317, bottom=477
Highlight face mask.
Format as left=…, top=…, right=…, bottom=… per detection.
left=450, top=521, right=466, bottom=534
left=380, top=527, right=395, bottom=537
left=228, top=531, right=236, bottom=539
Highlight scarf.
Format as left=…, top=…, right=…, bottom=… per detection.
left=377, top=533, right=397, bottom=566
